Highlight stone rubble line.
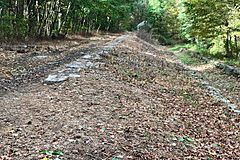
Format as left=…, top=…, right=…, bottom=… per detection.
left=215, top=62, right=240, bottom=78
left=44, top=35, right=129, bottom=84
left=186, top=51, right=240, bottom=78
left=172, top=54, right=240, bottom=114
left=134, top=35, right=240, bottom=114
left=44, top=33, right=239, bottom=113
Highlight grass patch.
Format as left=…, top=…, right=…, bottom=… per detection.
left=224, top=59, right=240, bottom=67
left=169, top=44, right=192, bottom=51
left=169, top=43, right=209, bottom=54
left=177, top=52, right=206, bottom=66
left=170, top=43, right=240, bottom=68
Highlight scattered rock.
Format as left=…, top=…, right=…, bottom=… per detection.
left=44, top=74, right=69, bottom=84
left=224, top=65, right=234, bottom=74
left=44, top=35, right=129, bottom=85
left=33, top=55, right=48, bottom=60
left=233, top=69, right=240, bottom=77
left=82, top=54, right=101, bottom=60
left=65, top=61, right=88, bottom=69
left=215, top=62, right=240, bottom=77
left=215, top=63, right=225, bottom=69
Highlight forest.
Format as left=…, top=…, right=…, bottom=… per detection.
left=0, top=0, right=240, bottom=160
left=1, top=0, right=240, bottom=61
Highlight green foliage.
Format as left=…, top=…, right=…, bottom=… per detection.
left=15, top=18, right=28, bottom=37
left=169, top=43, right=208, bottom=55
left=177, top=52, right=205, bottom=66
left=146, top=0, right=180, bottom=44
left=178, top=0, right=240, bottom=58
left=112, top=157, right=120, bottom=160
left=178, top=136, right=194, bottom=143
left=1, top=0, right=240, bottom=61
left=225, top=59, right=240, bottom=67
left=0, top=0, right=135, bottom=39
left=169, top=44, right=191, bottom=51
left=179, top=0, right=226, bottom=40
left=209, top=37, right=225, bottom=56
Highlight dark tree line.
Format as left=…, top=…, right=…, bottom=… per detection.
left=1, top=0, right=240, bottom=60
left=0, top=0, right=135, bottom=39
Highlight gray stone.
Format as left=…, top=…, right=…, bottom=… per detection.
left=65, top=61, right=87, bottom=69
left=68, top=73, right=81, bottom=78
left=67, top=60, right=98, bottom=69
left=44, top=74, right=69, bottom=84
left=215, top=63, right=240, bottom=77
left=58, top=68, right=80, bottom=73
left=224, top=66, right=234, bottom=74
left=82, top=54, right=101, bottom=60
left=215, top=63, right=225, bottom=69
left=98, top=50, right=109, bottom=55
left=95, top=62, right=105, bottom=68
left=233, top=69, right=240, bottom=76
left=85, top=61, right=95, bottom=68
left=82, top=54, right=92, bottom=59
left=173, top=54, right=240, bottom=114
left=33, top=55, right=48, bottom=60
left=44, top=35, right=129, bottom=85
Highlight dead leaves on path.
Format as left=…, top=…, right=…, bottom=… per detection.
left=0, top=34, right=240, bottom=159
left=0, top=146, right=13, bottom=160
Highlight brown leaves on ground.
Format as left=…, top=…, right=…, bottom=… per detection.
left=0, top=146, right=13, bottom=160
left=0, top=34, right=239, bottom=159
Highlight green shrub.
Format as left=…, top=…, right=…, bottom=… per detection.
left=209, top=37, right=225, bottom=57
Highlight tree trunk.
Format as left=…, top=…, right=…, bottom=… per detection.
left=49, top=0, right=59, bottom=36
left=230, top=35, right=233, bottom=56
left=58, top=2, right=71, bottom=34
left=27, top=0, right=36, bottom=36
left=235, top=35, right=239, bottom=58
left=225, top=30, right=233, bottom=58
left=17, top=0, right=24, bottom=18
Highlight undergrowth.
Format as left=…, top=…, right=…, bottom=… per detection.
left=176, top=52, right=206, bottom=66
left=169, top=44, right=240, bottom=68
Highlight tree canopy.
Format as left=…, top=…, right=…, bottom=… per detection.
left=0, top=0, right=135, bottom=38
left=1, top=0, right=240, bottom=59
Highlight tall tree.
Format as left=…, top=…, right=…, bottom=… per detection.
left=179, top=0, right=240, bottom=58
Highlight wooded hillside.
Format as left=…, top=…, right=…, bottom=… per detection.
left=1, top=0, right=240, bottom=60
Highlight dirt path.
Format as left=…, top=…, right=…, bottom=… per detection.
left=0, top=34, right=118, bottom=95
left=0, top=34, right=240, bottom=160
